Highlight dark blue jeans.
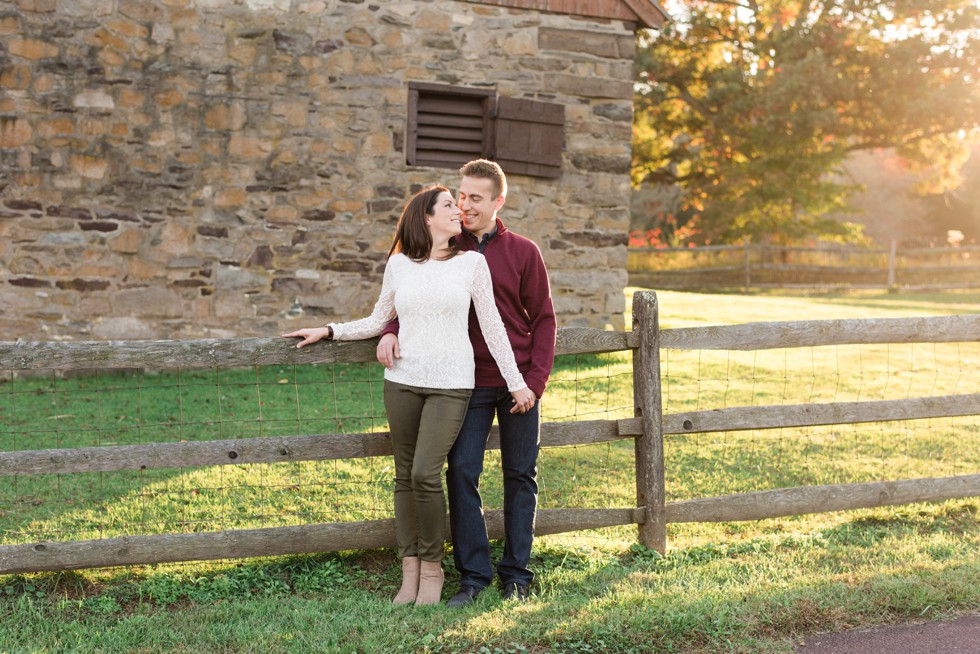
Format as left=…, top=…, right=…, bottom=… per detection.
left=447, top=386, right=540, bottom=589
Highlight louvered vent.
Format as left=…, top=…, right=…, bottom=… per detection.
left=408, top=83, right=492, bottom=169
left=407, top=82, right=565, bottom=178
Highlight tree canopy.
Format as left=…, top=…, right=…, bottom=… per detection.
left=633, top=0, right=980, bottom=244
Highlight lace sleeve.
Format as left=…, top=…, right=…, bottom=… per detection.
left=330, top=258, right=397, bottom=340
left=470, top=256, right=527, bottom=392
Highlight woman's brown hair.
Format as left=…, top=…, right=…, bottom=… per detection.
left=387, top=185, right=459, bottom=262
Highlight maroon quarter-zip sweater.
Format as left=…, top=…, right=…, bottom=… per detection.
left=458, top=218, right=556, bottom=398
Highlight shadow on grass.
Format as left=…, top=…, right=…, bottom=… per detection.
left=2, top=504, right=979, bottom=654
left=470, top=510, right=980, bottom=653
left=0, top=353, right=631, bottom=552
left=0, top=363, right=390, bottom=546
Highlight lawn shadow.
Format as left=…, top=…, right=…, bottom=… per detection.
left=0, top=363, right=390, bottom=549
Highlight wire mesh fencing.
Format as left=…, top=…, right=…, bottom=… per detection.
left=0, top=348, right=636, bottom=549
left=661, top=341, right=980, bottom=503
left=2, top=297, right=978, bottom=574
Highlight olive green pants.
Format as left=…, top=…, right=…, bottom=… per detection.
left=383, top=380, right=472, bottom=562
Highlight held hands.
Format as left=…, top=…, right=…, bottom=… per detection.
left=510, top=387, right=537, bottom=414
left=377, top=333, right=400, bottom=369
left=282, top=326, right=331, bottom=349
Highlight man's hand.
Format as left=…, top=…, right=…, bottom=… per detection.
left=509, top=387, right=537, bottom=414
left=282, top=327, right=331, bottom=349
left=377, top=333, right=400, bottom=369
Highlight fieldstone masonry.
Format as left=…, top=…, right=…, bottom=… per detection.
left=1, top=0, right=635, bottom=341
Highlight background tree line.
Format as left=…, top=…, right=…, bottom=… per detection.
left=632, top=0, right=980, bottom=246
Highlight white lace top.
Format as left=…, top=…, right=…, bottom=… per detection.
left=329, top=251, right=527, bottom=391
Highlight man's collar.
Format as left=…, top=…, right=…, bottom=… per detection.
left=466, top=224, right=499, bottom=243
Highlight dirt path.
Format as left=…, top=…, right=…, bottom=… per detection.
left=796, top=613, right=980, bottom=653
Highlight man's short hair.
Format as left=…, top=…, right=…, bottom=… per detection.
left=460, top=159, right=507, bottom=200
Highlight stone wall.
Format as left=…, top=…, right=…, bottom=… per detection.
left=0, top=0, right=634, bottom=341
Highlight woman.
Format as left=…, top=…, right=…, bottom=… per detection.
left=283, top=186, right=535, bottom=606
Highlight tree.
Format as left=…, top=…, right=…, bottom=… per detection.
left=633, top=0, right=980, bottom=244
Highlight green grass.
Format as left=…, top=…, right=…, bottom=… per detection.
left=1, top=289, right=978, bottom=653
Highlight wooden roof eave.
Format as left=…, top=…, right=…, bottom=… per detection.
left=624, top=0, right=670, bottom=29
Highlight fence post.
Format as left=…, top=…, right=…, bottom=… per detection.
left=888, top=240, right=897, bottom=291
left=631, top=291, right=666, bottom=554
left=743, top=236, right=751, bottom=290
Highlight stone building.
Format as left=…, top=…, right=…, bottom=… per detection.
left=0, top=0, right=668, bottom=340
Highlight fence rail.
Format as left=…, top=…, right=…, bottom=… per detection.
left=1, top=293, right=978, bottom=575
left=0, top=328, right=633, bottom=371
left=629, top=242, right=980, bottom=291
left=0, top=418, right=632, bottom=477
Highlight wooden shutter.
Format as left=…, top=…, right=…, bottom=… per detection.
left=407, top=82, right=493, bottom=169
left=492, top=97, right=565, bottom=179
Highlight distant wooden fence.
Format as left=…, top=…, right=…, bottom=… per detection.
left=1, top=291, right=979, bottom=574
left=629, top=242, right=980, bottom=291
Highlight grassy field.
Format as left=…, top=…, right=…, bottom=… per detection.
left=1, top=289, right=978, bottom=653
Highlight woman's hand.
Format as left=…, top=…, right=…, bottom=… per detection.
left=282, top=326, right=331, bottom=349
left=376, top=333, right=400, bottom=369
left=509, top=387, right=537, bottom=414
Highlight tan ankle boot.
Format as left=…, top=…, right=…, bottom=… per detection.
left=392, top=556, right=420, bottom=605
left=414, top=559, right=444, bottom=606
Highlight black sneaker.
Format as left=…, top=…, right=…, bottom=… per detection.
left=501, top=582, right=529, bottom=602
left=446, top=585, right=482, bottom=608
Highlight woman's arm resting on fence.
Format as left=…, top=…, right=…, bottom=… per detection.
left=282, top=326, right=333, bottom=348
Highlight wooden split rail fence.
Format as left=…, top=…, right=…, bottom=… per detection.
left=1, top=291, right=978, bottom=574
left=628, top=242, right=980, bottom=291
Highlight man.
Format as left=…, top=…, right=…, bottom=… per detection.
left=377, top=159, right=557, bottom=605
